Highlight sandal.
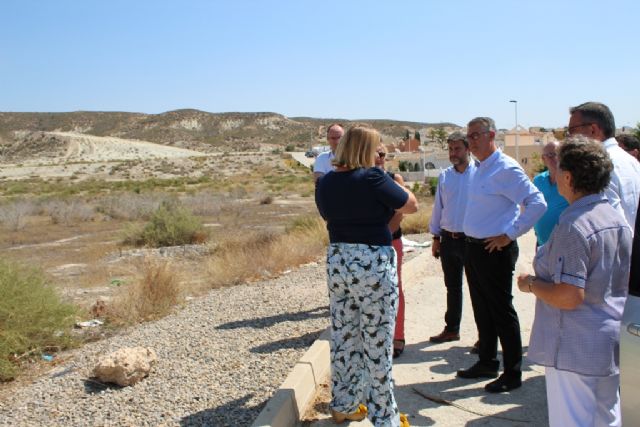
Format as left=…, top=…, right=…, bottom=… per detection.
left=331, top=403, right=367, bottom=423
left=393, top=339, right=405, bottom=358
left=400, top=413, right=410, bottom=426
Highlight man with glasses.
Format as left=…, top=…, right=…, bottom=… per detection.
left=314, top=123, right=344, bottom=182
left=457, top=117, right=546, bottom=393
left=567, top=102, right=640, bottom=228
left=532, top=141, right=569, bottom=247
left=429, top=131, right=478, bottom=348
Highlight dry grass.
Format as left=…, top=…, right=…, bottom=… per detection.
left=106, top=259, right=182, bottom=325
left=207, top=214, right=327, bottom=288
left=401, top=198, right=433, bottom=235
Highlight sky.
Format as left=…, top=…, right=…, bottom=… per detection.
left=2, top=0, right=639, bottom=129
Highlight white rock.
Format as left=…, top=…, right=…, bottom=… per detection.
left=93, top=347, right=157, bottom=386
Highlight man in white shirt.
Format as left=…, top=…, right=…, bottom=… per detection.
left=429, top=131, right=476, bottom=344
left=567, top=102, right=640, bottom=229
left=313, top=123, right=344, bottom=182
left=457, top=117, right=546, bottom=393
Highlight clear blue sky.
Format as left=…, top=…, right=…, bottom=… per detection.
left=2, top=0, right=638, bottom=129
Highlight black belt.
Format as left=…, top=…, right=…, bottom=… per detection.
left=465, top=236, right=487, bottom=244
left=441, top=229, right=466, bottom=239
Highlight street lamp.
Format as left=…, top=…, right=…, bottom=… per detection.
left=509, top=100, right=519, bottom=165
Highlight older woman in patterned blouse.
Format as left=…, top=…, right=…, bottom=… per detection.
left=517, top=136, right=632, bottom=427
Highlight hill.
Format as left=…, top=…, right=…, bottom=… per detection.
left=0, top=110, right=460, bottom=155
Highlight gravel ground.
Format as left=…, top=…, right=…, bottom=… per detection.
left=0, top=261, right=329, bottom=427
left=0, top=234, right=430, bottom=427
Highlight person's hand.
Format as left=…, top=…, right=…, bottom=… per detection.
left=484, top=234, right=512, bottom=253
left=517, top=273, right=533, bottom=293
left=431, top=239, right=440, bottom=259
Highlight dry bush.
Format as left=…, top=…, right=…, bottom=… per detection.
left=43, top=199, right=95, bottom=225
left=180, top=191, right=224, bottom=216
left=0, top=199, right=37, bottom=231
left=97, top=193, right=166, bottom=221
left=107, top=259, right=182, bottom=324
left=401, top=204, right=431, bottom=234
left=207, top=214, right=327, bottom=288
left=259, top=195, right=274, bottom=205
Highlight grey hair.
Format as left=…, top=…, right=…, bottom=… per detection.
left=468, top=117, right=496, bottom=133
left=447, top=131, right=468, bottom=148
left=558, top=135, right=612, bottom=194
left=569, top=102, right=615, bottom=139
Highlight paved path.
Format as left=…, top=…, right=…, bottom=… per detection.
left=290, top=152, right=315, bottom=169
left=309, top=230, right=548, bottom=426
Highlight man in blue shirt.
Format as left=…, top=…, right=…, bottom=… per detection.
left=458, top=117, right=546, bottom=393
left=429, top=131, right=476, bottom=344
left=533, top=141, right=569, bottom=246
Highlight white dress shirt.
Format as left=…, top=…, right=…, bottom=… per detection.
left=429, top=162, right=476, bottom=236
left=603, top=137, right=640, bottom=229
left=313, top=151, right=335, bottom=175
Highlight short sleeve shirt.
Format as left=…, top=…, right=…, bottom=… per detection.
left=313, top=151, right=334, bottom=174
left=527, top=194, right=632, bottom=376
left=315, top=167, right=408, bottom=246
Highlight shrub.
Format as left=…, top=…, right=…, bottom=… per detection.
left=259, top=195, right=274, bottom=205
left=43, top=199, right=95, bottom=225
left=0, top=259, right=77, bottom=381
left=401, top=206, right=430, bottom=234
left=429, top=177, right=438, bottom=196
left=122, top=200, right=207, bottom=247
left=0, top=199, right=36, bottom=231
left=107, top=259, right=182, bottom=324
left=97, top=193, right=166, bottom=221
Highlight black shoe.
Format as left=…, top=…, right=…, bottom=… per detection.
left=393, top=339, right=405, bottom=358
left=470, top=340, right=480, bottom=354
left=429, top=329, right=460, bottom=343
left=484, top=373, right=522, bottom=393
left=457, top=362, right=499, bottom=379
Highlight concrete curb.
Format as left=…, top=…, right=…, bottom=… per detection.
left=251, top=329, right=331, bottom=427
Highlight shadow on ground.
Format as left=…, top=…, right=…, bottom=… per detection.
left=393, top=342, right=547, bottom=426
left=180, top=394, right=264, bottom=427
left=251, top=329, right=326, bottom=353
left=215, top=305, right=329, bottom=330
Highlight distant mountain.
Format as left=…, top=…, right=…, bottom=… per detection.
left=0, top=109, right=459, bottom=153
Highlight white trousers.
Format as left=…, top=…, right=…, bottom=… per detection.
left=545, top=367, right=620, bottom=427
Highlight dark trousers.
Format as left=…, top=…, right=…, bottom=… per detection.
left=465, top=239, right=522, bottom=376
left=439, top=235, right=469, bottom=333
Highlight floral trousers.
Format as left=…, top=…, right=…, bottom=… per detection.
left=326, top=243, right=400, bottom=427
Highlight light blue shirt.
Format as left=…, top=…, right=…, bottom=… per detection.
left=533, top=170, right=569, bottom=246
left=429, top=162, right=476, bottom=236
left=603, top=137, right=640, bottom=229
left=528, top=193, right=631, bottom=376
left=462, top=150, right=546, bottom=240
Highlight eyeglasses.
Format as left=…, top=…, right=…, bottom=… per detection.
left=376, top=152, right=386, bottom=158
left=566, top=123, right=594, bottom=136
left=542, top=152, right=557, bottom=159
left=466, top=131, right=489, bottom=141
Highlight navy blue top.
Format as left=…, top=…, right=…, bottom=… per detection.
left=315, top=167, right=409, bottom=245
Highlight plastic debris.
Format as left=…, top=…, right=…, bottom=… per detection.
left=42, top=354, right=54, bottom=362
left=75, top=319, right=104, bottom=328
